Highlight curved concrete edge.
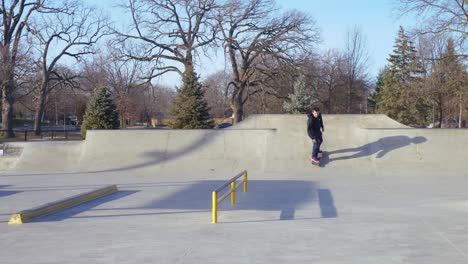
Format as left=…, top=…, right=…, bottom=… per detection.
left=232, top=114, right=409, bottom=129
left=0, top=143, right=25, bottom=171
left=0, top=141, right=83, bottom=172
left=8, top=185, right=118, bottom=225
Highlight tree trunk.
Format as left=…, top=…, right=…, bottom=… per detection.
left=231, top=95, right=244, bottom=124
left=432, top=101, right=435, bottom=128
left=121, top=113, right=127, bottom=129
left=1, top=79, right=15, bottom=138
left=347, top=84, right=352, bottom=114
left=185, top=51, right=194, bottom=75
left=459, top=94, right=463, bottom=129
left=438, top=101, right=443, bottom=128
left=33, top=82, right=48, bottom=135
left=326, top=86, right=334, bottom=113
left=55, top=94, right=59, bottom=126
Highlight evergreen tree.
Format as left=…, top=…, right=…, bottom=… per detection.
left=368, top=69, right=386, bottom=114
left=431, top=38, right=468, bottom=127
left=283, top=74, right=314, bottom=114
left=387, top=27, right=422, bottom=82
left=169, top=70, right=213, bottom=129
left=376, top=26, right=430, bottom=126
left=81, top=87, right=120, bottom=138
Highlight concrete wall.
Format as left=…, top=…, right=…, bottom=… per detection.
left=80, top=129, right=274, bottom=173
left=3, top=141, right=83, bottom=172
left=1, top=114, right=467, bottom=174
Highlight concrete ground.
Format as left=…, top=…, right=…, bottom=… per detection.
left=1, top=114, right=468, bottom=263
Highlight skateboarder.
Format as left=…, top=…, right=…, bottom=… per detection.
left=307, top=107, right=324, bottom=164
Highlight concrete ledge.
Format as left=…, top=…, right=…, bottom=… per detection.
left=8, top=185, right=118, bottom=224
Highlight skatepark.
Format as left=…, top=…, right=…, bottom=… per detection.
left=1, top=114, right=468, bottom=263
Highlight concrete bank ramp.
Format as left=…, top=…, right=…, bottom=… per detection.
left=0, top=141, right=82, bottom=172
left=1, top=114, right=466, bottom=173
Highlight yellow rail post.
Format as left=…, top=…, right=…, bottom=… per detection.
left=211, top=170, right=248, bottom=224
left=231, top=182, right=236, bottom=205
left=243, top=171, right=248, bottom=192
left=212, top=191, right=218, bottom=224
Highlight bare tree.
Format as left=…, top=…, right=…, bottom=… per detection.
left=12, top=49, right=38, bottom=122
left=255, top=55, right=304, bottom=103
left=396, top=0, right=468, bottom=51
left=148, top=84, right=175, bottom=117
left=0, top=0, right=45, bottom=137
left=419, top=33, right=447, bottom=127
left=83, top=44, right=151, bottom=128
left=343, top=26, right=369, bottom=113
left=45, top=76, right=85, bottom=126
left=80, top=52, right=108, bottom=92
left=314, top=50, right=344, bottom=113
left=203, top=70, right=231, bottom=117
left=217, top=0, right=319, bottom=123
left=116, top=0, right=218, bottom=80
left=27, top=2, right=109, bottom=134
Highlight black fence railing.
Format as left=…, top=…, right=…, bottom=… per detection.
left=0, top=130, right=82, bottom=142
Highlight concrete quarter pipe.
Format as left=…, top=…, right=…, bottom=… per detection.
left=1, top=114, right=466, bottom=173
left=1, top=114, right=468, bottom=264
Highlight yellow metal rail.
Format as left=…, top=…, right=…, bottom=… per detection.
left=212, top=170, right=248, bottom=224
left=8, top=185, right=118, bottom=225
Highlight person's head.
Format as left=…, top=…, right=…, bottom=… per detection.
left=312, top=107, right=320, bottom=118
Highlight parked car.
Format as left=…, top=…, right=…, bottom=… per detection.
left=216, top=123, right=232, bottom=129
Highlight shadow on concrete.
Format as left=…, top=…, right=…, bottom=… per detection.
left=143, top=180, right=317, bottom=212
left=0, top=129, right=275, bottom=177
left=34, top=190, right=139, bottom=222
left=0, top=184, right=21, bottom=197
left=280, top=208, right=295, bottom=220
left=71, top=181, right=338, bottom=223
left=0, top=181, right=198, bottom=192
left=0, top=131, right=215, bottom=177
left=318, top=189, right=337, bottom=218
left=325, top=136, right=427, bottom=164
left=69, top=209, right=211, bottom=220
left=99, top=131, right=220, bottom=174
left=0, top=190, right=21, bottom=198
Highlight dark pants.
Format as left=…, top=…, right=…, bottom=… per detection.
left=312, top=134, right=323, bottom=159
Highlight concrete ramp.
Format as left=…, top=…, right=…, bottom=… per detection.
left=2, top=114, right=468, bottom=264
left=79, top=129, right=274, bottom=173
left=1, top=141, right=83, bottom=172
left=1, top=114, right=466, bottom=173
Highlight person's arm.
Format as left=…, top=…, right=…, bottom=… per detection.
left=320, top=114, right=324, bottom=132
left=307, top=117, right=316, bottom=140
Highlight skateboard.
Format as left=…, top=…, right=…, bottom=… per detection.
left=311, top=151, right=325, bottom=167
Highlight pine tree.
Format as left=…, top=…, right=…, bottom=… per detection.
left=369, top=69, right=386, bottom=114
left=376, top=26, right=430, bottom=126
left=283, top=74, right=314, bottom=114
left=81, top=87, right=120, bottom=138
left=387, top=27, right=422, bottom=82
left=432, top=38, right=468, bottom=127
left=169, top=70, right=214, bottom=129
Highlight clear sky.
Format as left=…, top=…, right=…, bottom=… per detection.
left=87, top=0, right=414, bottom=87
left=275, top=0, right=411, bottom=79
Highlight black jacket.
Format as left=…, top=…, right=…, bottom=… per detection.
left=307, top=113, right=324, bottom=140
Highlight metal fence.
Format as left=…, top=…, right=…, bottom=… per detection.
left=0, top=130, right=82, bottom=142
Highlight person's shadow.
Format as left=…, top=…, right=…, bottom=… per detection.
left=326, top=136, right=427, bottom=162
